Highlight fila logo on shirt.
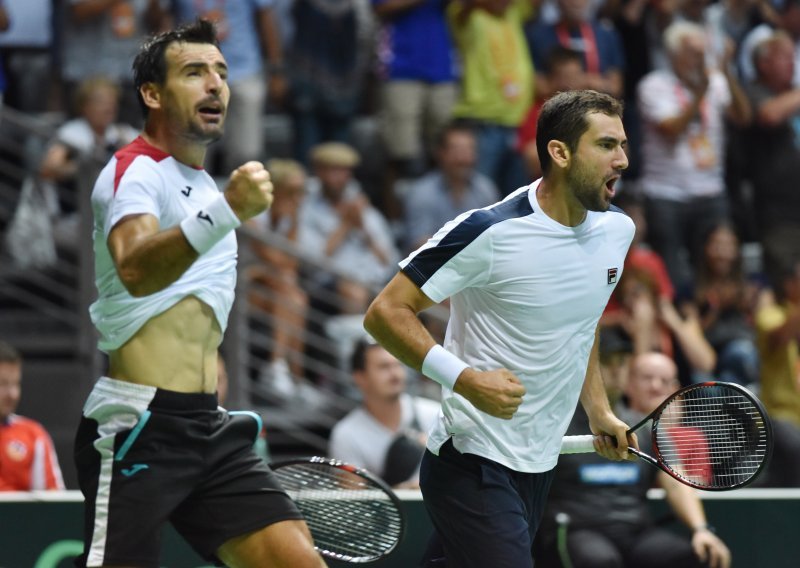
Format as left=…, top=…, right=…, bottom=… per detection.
left=607, top=267, right=618, bottom=285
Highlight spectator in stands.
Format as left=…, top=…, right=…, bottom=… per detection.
left=754, top=258, right=800, bottom=487
left=739, top=0, right=800, bottom=87
left=676, top=222, right=761, bottom=386
left=372, top=0, right=458, bottom=218
left=248, top=158, right=309, bottom=398
left=286, top=0, right=374, bottom=165
left=526, top=0, right=626, bottom=101
left=39, top=76, right=138, bottom=229
left=604, top=265, right=717, bottom=385
left=744, top=30, right=800, bottom=291
left=299, top=142, right=398, bottom=315
left=0, top=341, right=65, bottom=491
left=170, top=0, right=287, bottom=175
left=637, top=21, right=751, bottom=290
left=402, top=121, right=499, bottom=252
left=534, top=351, right=731, bottom=568
left=328, top=338, right=440, bottom=488
left=607, top=0, right=679, bottom=183
left=446, top=0, right=535, bottom=196
left=517, top=46, right=587, bottom=179
left=59, top=0, right=168, bottom=126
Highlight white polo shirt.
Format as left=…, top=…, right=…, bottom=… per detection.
left=400, top=180, right=634, bottom=472
left=89, top=137, right=237, bottom=352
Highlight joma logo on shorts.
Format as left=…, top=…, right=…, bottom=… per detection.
left=121, top=464, right=149, bottom=477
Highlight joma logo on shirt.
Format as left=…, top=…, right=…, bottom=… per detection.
left=607, top=268, right=618, bottom=285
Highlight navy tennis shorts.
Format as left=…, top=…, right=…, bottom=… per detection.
left=419, top=438, right=556, bottom=568
left=73, top=377, right=303, bottom=567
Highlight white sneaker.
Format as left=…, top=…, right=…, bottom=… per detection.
left=258, top=359, right=296, bottom=399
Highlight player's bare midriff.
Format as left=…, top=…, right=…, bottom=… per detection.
left=108, top=295, right=222, bottom=393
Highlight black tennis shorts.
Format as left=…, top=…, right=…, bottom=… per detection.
left=73, top=377, right=303, bottom=567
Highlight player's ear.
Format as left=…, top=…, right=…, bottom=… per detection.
left=547, top=140, right=570, bottom=170
left=139, top=82, right=161, bottom=111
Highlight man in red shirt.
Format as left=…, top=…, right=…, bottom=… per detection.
left=0, top=341, right=64, bottom=491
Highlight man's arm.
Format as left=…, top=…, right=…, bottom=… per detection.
left=580, top=326, right=634, bottom=460
left=364, top=272, right=525, bottom=419
left=110, top=161, right=273, bottom=297
left=256, top=6, right=288, bottom=106
left=660, top=472, right=731, bottom=568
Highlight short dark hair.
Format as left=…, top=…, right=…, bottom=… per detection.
left=350, top=337, right=382, bottom=372
left=536, top=90, right=624, bottom=174
left=545, top=46, right=584, bottom=73
left=132, top=19, right=220, bottom=117
left=0, top=341, right=21, bottom=365
left=434, top=119, right=476, bottom=150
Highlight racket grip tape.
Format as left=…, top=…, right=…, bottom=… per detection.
left=560, top=435, right=596, bottom=454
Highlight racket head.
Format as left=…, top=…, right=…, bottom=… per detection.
left=270, top=456, right=405, bottom=563
left=648, top=381, right=772, bottom=491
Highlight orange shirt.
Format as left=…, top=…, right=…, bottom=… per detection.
left=0, top=415, right=64, bottom=491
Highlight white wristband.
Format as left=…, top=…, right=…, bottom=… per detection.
left=180, top=194, right=241, bottom=255
left=422, top=345, right=469, bottom=391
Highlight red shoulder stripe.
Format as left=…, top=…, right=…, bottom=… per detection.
left=113, top=136, right=171, bottom=195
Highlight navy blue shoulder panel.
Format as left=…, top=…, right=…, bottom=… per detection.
left=402, top=191, right=534, bottom=289
left=608, top=203, right=629, bottom=217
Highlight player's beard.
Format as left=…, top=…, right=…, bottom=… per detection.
left=567, top=155, right=610, bottom=213
left=186, top=118, right=224, bottom=145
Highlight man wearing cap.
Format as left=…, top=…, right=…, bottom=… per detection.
left=298, top=142, right=399, bottom=314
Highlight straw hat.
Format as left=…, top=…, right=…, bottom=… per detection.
left=310, top=142, right=361, bottom=168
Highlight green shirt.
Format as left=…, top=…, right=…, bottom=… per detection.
left=447, top=0, right=536, bottom=127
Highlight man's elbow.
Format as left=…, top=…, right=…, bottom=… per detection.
left=363, top=297, right=385, bottom=337
left=117, top=266, right=156, bottom=298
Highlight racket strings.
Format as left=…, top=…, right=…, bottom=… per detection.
left=273, top=462, right=403, bottom=562
left=654, top=388, right=769, bottom=489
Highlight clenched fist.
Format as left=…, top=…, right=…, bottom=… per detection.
left=454, top=368, right=526, bottom=420
left=224, top=161, right=274, bottom=221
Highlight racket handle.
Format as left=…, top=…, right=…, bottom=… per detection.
left=560, top=435, right=596, bottom=454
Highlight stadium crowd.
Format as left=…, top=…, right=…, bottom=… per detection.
left=2, top=0, right=800, bottom=498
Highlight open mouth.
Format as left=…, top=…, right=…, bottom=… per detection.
left=198, top=103, right=224, bottom=119
left=605, top=176, right=619, bottom=196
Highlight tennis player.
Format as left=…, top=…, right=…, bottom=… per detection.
left=364, top=90, right=637, bottom=567
left=73, top=20, right=325, bottom=568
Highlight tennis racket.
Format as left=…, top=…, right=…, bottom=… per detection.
left=560, top=381, right=772, bottom=490
left=270, top=456, right=405, bottom=563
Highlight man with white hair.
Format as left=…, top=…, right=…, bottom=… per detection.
left=636, top=21, right=750, bottom=290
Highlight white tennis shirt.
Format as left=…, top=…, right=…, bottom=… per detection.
left=400, top=180, right=635, bottom=472
left=89, top=137, right=237, bottom=352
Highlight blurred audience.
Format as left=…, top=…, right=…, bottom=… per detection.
left=676, top=222, right=761, bottom=386
left=534, top=351, right=731, bottom=568
left=739, top=0, right=800, bottom=86
left=526, top=0, right=626, bottom=100
left=0, top=0, right=9, bottom=109
left=372, top=0, right=458, bottom=218
left=446, top=0, right=535, bottom=196
left=744, top=30, right=800, bottom=290
left=286, top=0, right=374, bottom=165
left=328, top=338, right=439, bottom=488
left=754, top=258, right=800, bottom=487
left=637, top=21, right=751, bottom=290
left=248, top=159, right=310, bottom=398
left=59, top=0, right=168, bottom=126
left=0, top=341, right=65, bottom=491
left=298, top=142, right=398, bottom=315
left=402, top=121, right=499, bottom=252
left=38, top=75, right=138, bottom=244
left=604, top=265, right=717, bottom=385
left=517, top=46, right=587, bottom=179
left=170, top=0, right=287, bottom=174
